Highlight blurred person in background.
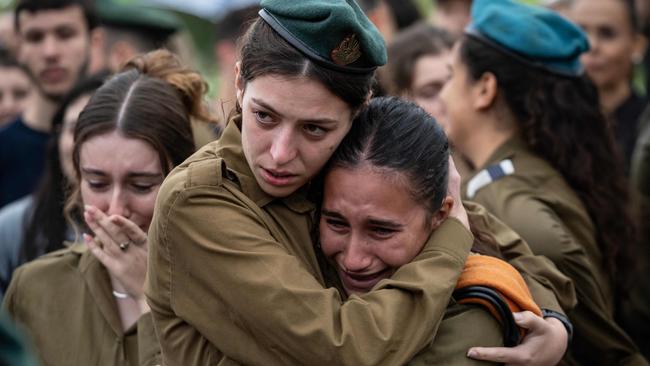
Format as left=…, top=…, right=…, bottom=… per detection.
left=382, top=22, right=453, bottom=126
left=95, top=0, right=180, bottom=73
left=0, top=72, right=106, bottom=300
left=0, top=11, right=19, bottom=55
left=357, top=0, right=397, bottom=43
left=441, top=0, right=646, bottom=363
left=0, top=49, right=33, bottom=127
left=0, top=0, right=100, bottom=208
left=3, top=49, right=215, bottom=365
left=212, top=2, right=260, bottom=127
left=570, top=0, right=648, bottom=173
left=430, top=0, right=472, bottom=37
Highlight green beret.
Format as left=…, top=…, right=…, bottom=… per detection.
left=259, top=0, right=387, bottom=74
left=466, top=0, right=589, bottom=77
left=96, top=0, right=181, bottom=36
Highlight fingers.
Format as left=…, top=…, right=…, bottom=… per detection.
left=467, top=347, right=523, bottom=364
left=110, top=215, right=148, bottom=248
left=84, top=206, right=125, bottom=257
left=83, top=233, right=117, bottom=269
left=513, top=311, right=545, bottom=331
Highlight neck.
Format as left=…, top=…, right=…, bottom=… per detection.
left=22, top=91, right=59, bottom=133
left=598, top=81, right=631, bottom=116
left=461, top=113, right=516, bottom=169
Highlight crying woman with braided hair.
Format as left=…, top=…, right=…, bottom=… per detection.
left=2, top=49, right=217, bottom=366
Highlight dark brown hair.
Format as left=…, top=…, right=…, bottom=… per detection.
left=66, top=49, right=215, bottom=227
left=460, top=35, right=635, bottom=293
left=237, top=19, right=375, bottom=114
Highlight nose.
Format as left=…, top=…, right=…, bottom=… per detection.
left=340, top=234, right=372, bottom=272
left=269, top=126, right=297, bottom=166
left=42, top=35, right=61, bottom=60
left=106, top=188, right=131, bottom=218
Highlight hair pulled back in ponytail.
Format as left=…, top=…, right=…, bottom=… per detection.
left=459, top=35, right=636, bottom=295
left=66, top=49, right=213, bottom=229
left=123, top=50, right=217, bottom=125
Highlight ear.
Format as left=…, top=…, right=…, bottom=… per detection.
left=235, top=61, right=245, bottom=106
left=472, top=72, right=498, bottom=110
left=430, top=195, right=453, bottom=231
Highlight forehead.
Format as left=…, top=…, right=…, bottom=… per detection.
left=571, top=0, right=630, bottom=24
left=323, top=165, right=420, bottom=212
left=413, top=52, right=451, bottom=85
left=79, top=131, right=162, bottom=173
left=18, top=5, right=87, bottom=33
left=244, top=74, right=352, bottom=121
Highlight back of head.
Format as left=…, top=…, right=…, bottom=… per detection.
left=330, top=96, right=449, bottom=213
left=74, top=49, right=214, bottom=178
left=384, top=22, right=453, bottom=95
left=14, top=0, right=98, bottom=31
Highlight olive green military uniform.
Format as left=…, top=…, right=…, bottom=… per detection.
left=145, top=117, right=573, bottom=365
left=2, top=243, right=160, bottom=366
left=462, top=137, right=647, bottom=365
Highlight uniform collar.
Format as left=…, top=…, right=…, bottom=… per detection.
left=479, top=135, right=528, bottom=170
left=218, top=114, right=314, bottom=214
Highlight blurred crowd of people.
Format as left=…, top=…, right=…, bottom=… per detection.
left=0, top=0, right=649, bottom=365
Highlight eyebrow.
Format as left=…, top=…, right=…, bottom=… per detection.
left=321, top=209, right=404, bottom=229
left=367, top=217, right=404, bottom=230
left=81, top=168, right=163, bottom=179
left=321, top=209, right=346, bottom=220
left=251, top=98, right=341, bottom=125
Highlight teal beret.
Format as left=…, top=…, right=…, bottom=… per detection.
left=466, top=0, right=589, bottom=77
left=259, top=0, right=387, bottom=74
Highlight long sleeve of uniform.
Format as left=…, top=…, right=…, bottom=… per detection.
left=475, top=190, right=646, bottom=365
left=464, top=201, right=575, bottom=313
left=145, top=151, right=474, bottom=366
left=407, top=303, right=503, bottom=366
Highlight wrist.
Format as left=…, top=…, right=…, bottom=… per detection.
left=542, top=308, right=573, bottom=342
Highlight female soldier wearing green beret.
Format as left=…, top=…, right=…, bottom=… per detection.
left=145, top=0, right=571, bottom=364
left=439, top=0, right=647, bottom=364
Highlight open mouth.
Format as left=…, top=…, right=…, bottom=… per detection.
left=339, top=267, right=393, bottom=292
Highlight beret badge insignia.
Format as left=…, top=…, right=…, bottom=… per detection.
left=331, top=34, right=362, bottom=66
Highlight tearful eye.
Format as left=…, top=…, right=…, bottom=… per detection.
left=304, top=124, right=327, bottom=137
left=132, top=184, right=156, bottom=193
left=371, top=227, right=397, bottom=238
left=326, top=219, right=348, bottom=231
left=254, top=111, right=274, bottom=125
left=86, top=180, right=108, bottom=191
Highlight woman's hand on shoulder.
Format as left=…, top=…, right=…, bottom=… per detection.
left=83, top=205, right=149, bottom=303
left=467, top=311, right=568, bottom=366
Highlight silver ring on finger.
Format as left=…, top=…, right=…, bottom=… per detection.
left=119, top=241, right=131, bottom=252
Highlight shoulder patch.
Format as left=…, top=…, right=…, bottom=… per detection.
left=466, top=159, right=514, bottom=199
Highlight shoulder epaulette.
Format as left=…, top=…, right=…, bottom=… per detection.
left=466, top=159, right=514, bottom=199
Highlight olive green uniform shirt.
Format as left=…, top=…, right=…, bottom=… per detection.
left=463, top=137, right=647, bottom=366
left=145, top=118, right=574, bottom=365
left=2, top=243, right=160, bottom=366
